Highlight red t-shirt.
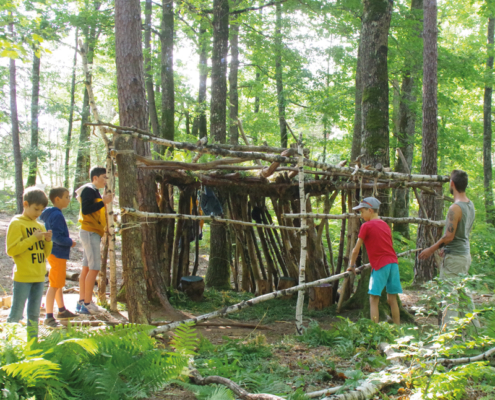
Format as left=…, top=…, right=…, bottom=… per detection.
left=358, top=219, right=398, bottom=271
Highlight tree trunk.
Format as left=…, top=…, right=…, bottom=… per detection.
left=207, top=0, right=231, bottom=289
left=161, top=0, right=174, bottom=143
left=145, top=0, right=160, bottom=138
left=9, top=23, right=23, bottom=214
left=484, top=16, right=495, bottom=226
left=414, top=0, right=439, bottom=285
left=114, top=0, right=151, bottom=324
left=192, top=21, right=208, bottom=139
left=351, top=37, right=363, bottom=161
left=27, top=50, right=41, bottom=187
left=229, top=21, right=239, bottom=145
left=64, top=29, right=78, bottom=189
left=393, top=0, right=423, bottom=238
left=275, top=2, right=287, bottom=148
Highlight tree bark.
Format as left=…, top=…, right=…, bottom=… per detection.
left=192, top=21, right=209, bottom=139
left=161, top=0, right=174, bottom=143
left=27, top=50, right=41, bottom=187
left=65, top=29, right=78, bottom=189
left=393, top=0, right=423, bottom=238
left=351, top=37, right=363, bottom=161
left=9, top=22, right=23, bottom=214
left=145, top=0, right=160, bottom=138
left=414, top=0, right=439, bottom=284
left=275, top=2, right=287, bottom=148
left=484, top=16, right=495, bottom=226
left=114, top=0, right=151, bottom=324
left=229, top=21, right=239, bottom=145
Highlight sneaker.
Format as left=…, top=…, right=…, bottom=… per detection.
left=57, top=309, right=78, bottom=319
left=78, top=304, right=91, bottom=315
left=86, top=302, right=106, bottom=315
left=76, top=302, right=82, bottom=313
left=43, top=317, right=62, bottom=328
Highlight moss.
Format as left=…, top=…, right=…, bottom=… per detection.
left=364, top=0, right=390, bottom=22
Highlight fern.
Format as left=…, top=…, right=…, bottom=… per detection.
left=171, top=321, right=198, bottom=357
left=2, top=358, right=60, bottom=385
left=173, top=380, right=235, bottom=400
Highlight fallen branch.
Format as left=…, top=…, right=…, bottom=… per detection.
left=150, top=321, right=273, bottom=330
left=322, top=374, right=399, bottom=400
left=190, top=369, right=284, bottom=400
left=436, top=346, right=495, bottom=366
left=121, top=207, right=305, bottom=232
left=149, top=249, right=422, bottom=336
left=282, top=213, right=446, bottom=227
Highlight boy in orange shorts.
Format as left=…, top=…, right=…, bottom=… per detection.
left=40, top=187, right=77, bottom=327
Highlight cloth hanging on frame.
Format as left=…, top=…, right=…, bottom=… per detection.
left=200, top=186, right=223, bottom=217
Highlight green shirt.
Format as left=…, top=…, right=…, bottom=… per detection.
left=444, top=200, right=475, bottom=256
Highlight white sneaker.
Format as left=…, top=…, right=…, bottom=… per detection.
left=86, top=302, right=106, bottom=315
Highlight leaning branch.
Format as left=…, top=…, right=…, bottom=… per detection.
left=436, top=346, right=495, bottom=366
left=120, top=207, right=305, bottom=232
left=148, top=249, right=421, bottom=336
left=92, top=123, right=449, bottom=182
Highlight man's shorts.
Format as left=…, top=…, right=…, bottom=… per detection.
left=80, top=230, right=102, bottom=271
left=47, top=254, right=67, bottom=289
left=368, top=263, right=402, bottom=296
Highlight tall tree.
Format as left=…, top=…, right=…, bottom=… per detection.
left=414, top=0, right=439, bottom=284
left=161, top=0, right=174, bottom=142
left=114, top=0, right=150, bottom=324
left=229, top=18, right=240, bottom=145
left=64, top=29, right=79, bottom=189
left=275, top=2, right=287, bottom=148
left=350, top=38, right=363, bottom=161
left=145, top=0, right=160, bottom=137
left=392, top=0, right=423, bottom=238
left=484, top=14, right=495, bottom=226
left=206, top=0, right=231, bottom=289
left=27, top=50, right=41, bottom=187
left=9, top=21, right=23, bottom=214
left=193, top=20, right=209, bottom=139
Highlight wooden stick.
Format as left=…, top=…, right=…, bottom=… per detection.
left=134, top=155, right=253, bottom=169
left=283, top=213, right=446, bottom=227
left=149, top=248, right=421, bottom=336
left=121, top=207, right=305, bottom=231
left=296, top=132, right=308, bottom=335
left=102, top=125, right=450, bottom=182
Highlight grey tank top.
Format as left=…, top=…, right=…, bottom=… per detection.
left=444, top=201, right=475, bottom=255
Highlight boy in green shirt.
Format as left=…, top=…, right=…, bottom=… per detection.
left=6, top=187, right=53, bottom=339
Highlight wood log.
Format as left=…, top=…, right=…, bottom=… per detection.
left=308, top=284, right=333, bottom=310
left=179, top=276, right=205, bottom=301
left=256, top=279, right=270, bottom=295
left=66, top=271, right=80, bottom=281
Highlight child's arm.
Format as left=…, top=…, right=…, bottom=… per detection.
left=81, top=187, right=105, bottom=215
left=43, top=229, right=53, bottom=258
left=347, top=238, right=364, bottom=274
left=6, top=223, right=43, bottom=257
left=51, top=213, right=73, bottom=248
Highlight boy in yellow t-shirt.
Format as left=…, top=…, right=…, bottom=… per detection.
left=6, top=187, right=53, bottom=339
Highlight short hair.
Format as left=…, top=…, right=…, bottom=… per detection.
left=23, top=187, right=48, bottom=207
left=451, top=170, right=468, bottom=193
left=90, top=167, right=107, bottom=181
left=49, top=187, right=69, bottom=204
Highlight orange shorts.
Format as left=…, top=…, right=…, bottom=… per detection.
left=47, top=254, right=67, bottom=289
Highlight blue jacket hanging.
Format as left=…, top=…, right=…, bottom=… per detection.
left=200, top=186, right=223, bottom=216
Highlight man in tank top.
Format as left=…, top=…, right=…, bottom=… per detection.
left=419, top=170, right=479, bottom=328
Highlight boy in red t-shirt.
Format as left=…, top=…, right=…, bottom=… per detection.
left=346, top=197, right=401, bottom=324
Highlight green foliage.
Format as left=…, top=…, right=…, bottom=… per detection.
left=0, top=322, right=196, bottom=399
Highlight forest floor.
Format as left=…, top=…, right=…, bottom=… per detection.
left=0, top=210, right=493, bottom=399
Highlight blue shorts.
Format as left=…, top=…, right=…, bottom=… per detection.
left=368, top=263, right=402, bottom=296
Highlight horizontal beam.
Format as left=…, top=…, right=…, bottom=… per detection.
left=121, top=207, right=305, bottom=231
left=282, top=213, right=446, bottom=227
left=101, top=123, right=449, bottom=183
left=149, top=248, right=422, bottom=335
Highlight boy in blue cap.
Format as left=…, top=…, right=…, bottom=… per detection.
left=347, top=197, right=401, bottom=324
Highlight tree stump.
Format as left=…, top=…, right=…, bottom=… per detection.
left=179, top=276, right=205, bottom=301
left=308, top=284, right=333, bottom=310
left=277, top=277, right=296, bottom=299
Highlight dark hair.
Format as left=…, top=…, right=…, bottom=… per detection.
left=451, top=169, right=468, bottom=193
left=49, top=187, right=69, bottom=204
left=90, top=167, right=107, bottom=181
left=23, top=187, right=48, bottom=207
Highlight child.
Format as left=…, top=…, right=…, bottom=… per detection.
left=40, top=187, right=78, bottom=327
left=347, top=197, right=401, bottom=324
left=6, top=187, right=53, bottom=339
left=75, top=167, right=112, bottom=315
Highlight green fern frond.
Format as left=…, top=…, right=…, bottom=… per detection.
left=173, top=380, right=235, bottom=400
left=171, top=321, right=198, bottom=357
left=2, top=357, right=60, bottom=385
left=57, top=337, right=99, bottom=355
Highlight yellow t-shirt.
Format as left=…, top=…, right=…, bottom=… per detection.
left=6, top=215, right=53, bottom=282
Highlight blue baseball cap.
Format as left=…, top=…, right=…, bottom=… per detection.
left=352, top=197, right=381, bottom=211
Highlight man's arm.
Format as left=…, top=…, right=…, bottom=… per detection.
left=418, top=204, right=461, bottom=260
left=347, top=238, right=364, bottom=273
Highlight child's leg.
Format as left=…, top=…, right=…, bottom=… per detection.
left=370, top=295, right=380, bottom=323
left=82, top=232, right=102, bottom=304
left=79, top=266, right=88, bottom=302
left=55, top=288, right=65, bottom=309
left=45, top=287, right=57, bottom=314
left=26, top=282, right=44, bottom=340
left=387, top=294, right=400, bottom=325
left=7, top=281, right=30, bottom=323
left=46, top=255, right=66, bottom=311
left=84, top=270, right=99, bottom=303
